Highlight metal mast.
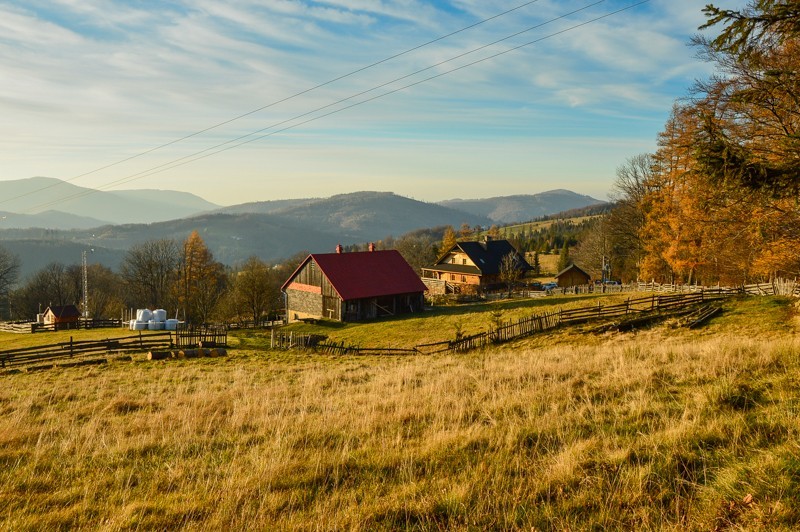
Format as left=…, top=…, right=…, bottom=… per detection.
left=82, top=250, right=89, bottom=318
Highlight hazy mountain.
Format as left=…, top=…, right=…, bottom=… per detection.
left=0, top=177, right=219, bottom=226
left=212, top=192, right=491, bottom=236
left=0, top=192, right=491, bottom=276
left=439, top=190, right=606, bottom=224
left=213, top=198, right=318, bottom=215
left=0, top=187, right=602, bottom=278
left=0, top=210, right=111, bottom=230
left=274, top=192, right=490, bottom=236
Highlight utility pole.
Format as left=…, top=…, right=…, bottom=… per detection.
left=82, top=248, right=94, bottom=319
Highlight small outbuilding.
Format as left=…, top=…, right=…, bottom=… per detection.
left=555, top=263, right=591, bottom=288
left=282, top=247, right=427, bottom=322
left=42, top=304, right=81, bottom=328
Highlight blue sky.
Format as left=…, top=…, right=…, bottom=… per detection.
left=0, top=0, right=745, bottom=207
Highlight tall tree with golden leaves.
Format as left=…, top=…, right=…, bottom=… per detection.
left=175, top=231, right=226, bottom=324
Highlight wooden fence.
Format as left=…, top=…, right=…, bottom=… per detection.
left=174, top=324, right=228, bottom=349
left=0, top=331, right=173, bottom=369
left=271, top=331, right=326, bottom=349
left=0, top=318, right=124, bottom=334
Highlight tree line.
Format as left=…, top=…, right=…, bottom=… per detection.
left=574, top=1, right=800, bottom=284
left=0, top=231, right=304, bottom=324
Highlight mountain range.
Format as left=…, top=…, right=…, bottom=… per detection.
left=0, top=177, right=606, bottom=279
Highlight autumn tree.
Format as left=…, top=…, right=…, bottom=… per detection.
left=458, top=223, right=475, bottom=241
left=175, top=231, right=226, bottom=324
left=440, top=225, right=457, bottom=254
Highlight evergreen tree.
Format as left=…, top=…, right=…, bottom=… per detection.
left=557, top=242, right=571, bottom=272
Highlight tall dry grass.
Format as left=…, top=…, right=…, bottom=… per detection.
left=2, top=326, right=799, bottom=529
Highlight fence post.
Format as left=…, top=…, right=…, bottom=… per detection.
left=69, top=336, right=74, bottom=358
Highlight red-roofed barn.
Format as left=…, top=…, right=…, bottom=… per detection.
left=281, top=247, right=427, bottom=322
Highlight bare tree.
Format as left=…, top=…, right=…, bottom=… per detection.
left=231, top=256, right=276, bottom=324
left=120, top=239, right=180, bottom=309
left=0, top=245, right=20, bottom=319
left=499, top=251, right=524, bottom=297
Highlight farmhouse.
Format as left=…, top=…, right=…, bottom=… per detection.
left=281, top=246, right=427, bottom=322
left=556, top=263, right=591, bottom=288
left=421, top=237, right=531, bottom=293
left=42, top=304, right=81, bottom=328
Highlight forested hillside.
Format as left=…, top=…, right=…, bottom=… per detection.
left=580, top=2, right=800, bottom=284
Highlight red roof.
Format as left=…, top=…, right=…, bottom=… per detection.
left=282, top=250, right=427, bottom=300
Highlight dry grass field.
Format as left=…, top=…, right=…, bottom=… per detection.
left=1, top=296, right=799, bottom=530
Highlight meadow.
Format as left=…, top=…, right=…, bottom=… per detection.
left=1, top=295, right=799, bottom=530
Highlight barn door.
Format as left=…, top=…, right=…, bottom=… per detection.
left=322, top=296, right=339, bottom=320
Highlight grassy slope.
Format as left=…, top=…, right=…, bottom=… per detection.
left=1, top=296, right=799, bottom=530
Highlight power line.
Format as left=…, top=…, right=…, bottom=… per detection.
left=0, top=0, right=544, bottom=208
left=20, top=0, right=651, bottom=214
left=24, top=0, right=613, bottom=214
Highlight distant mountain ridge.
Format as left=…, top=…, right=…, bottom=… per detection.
left=0, top=177, right=219, bottom=226
left=0, top=179, right=608, bottom=279
left=439, top=190, right=606, bottom=224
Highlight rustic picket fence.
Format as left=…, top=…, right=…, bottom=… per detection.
left=0, top=331, right=173, bottom=369
left=312, top=292, right=722, bottom=357
left=271, top=331, right=326, bottom=349
left=0, top=318, right=124, bottom=334
left=174, top=324, right=228, bottom=349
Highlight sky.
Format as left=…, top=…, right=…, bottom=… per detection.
left=0, top=0, right=747, bottom=208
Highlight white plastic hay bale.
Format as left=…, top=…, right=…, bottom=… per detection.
left=129, top=319, right=137, bottom=331
left=148, top=320, right=165, bottom=330
left=165, top=319, right=179, bottom=331
left=133, top=321, right=148, bottom=331
left=136, top=309, right=153, bottom=322
left=153, top=309, right=167, bottom=322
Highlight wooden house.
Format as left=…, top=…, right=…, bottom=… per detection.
left=42, top=304, right=81, bottom=327
left=421, top=237, right=531, bottom=293
left=281, top=247, right=427, bottom=322
left=555, top=263, right=591, bottom=288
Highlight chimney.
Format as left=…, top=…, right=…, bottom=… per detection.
left=335, top=243, right=343, bottom=254
left=368, top=242, right=375, bottom=252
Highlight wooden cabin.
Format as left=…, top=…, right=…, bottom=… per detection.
left=42, top=305, right=81, bottom=327
left=555, top=263, right=591, bottom=288
left=421, top=237, right=531, bottom=293
left=281, top=247, right=427, bottom=322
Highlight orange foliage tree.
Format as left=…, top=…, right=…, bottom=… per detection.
left=174, top=231, right=226, bottom=324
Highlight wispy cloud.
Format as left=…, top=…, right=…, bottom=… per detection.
left=0, top=0, right=747, bottom=204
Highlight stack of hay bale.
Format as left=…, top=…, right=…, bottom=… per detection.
left=129, top=309, right=177, bottom=331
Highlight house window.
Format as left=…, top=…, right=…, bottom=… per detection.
left=450, top=274, right=455, bottom=281
left=462, top=259, right=467, bottom=265
left=451, top=257, right=456, bottom=264
left=461, top=275, right=466, bottom=282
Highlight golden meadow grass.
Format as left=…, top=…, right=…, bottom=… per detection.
left=1, top=296, right=799, bottom=530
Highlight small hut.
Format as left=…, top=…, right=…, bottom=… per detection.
left=42, top=305, right=81, bottom=328
left=555, top=264, right=591, bottom=288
